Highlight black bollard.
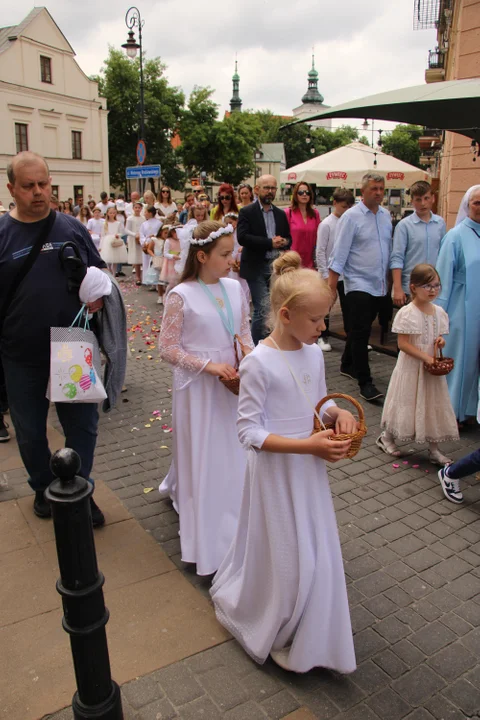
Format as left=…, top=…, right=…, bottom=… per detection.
left=46, top=448, right=123, bottom=720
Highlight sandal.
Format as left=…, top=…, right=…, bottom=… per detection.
left=376, top=433, right=402, bottom=457
left=428, top=449, right=453, bottom=466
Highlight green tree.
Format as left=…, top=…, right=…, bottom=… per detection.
left=93, top=48, right=185, bottom=189
left=214, top=111, right=264, bottom=185
left=380, top=124, right=423, bottom=166
left=177, top=87, right=219, bottom=176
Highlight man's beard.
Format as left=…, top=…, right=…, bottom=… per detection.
left=262, top=196, right=272, bottom=205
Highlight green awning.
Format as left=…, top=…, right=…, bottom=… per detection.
left=283, top=79, right=480, bottom=140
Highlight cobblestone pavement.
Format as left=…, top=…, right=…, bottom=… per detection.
left=6, top=276, right=480, bottom=719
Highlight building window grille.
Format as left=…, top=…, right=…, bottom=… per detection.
left=40, top=56, right=52, bottom=83
left=72, top=131, right=82, bottom=160
left=15, top=123, right=28, bottom=153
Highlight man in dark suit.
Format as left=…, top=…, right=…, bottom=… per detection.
left=237, top=175, right=291, bottom=344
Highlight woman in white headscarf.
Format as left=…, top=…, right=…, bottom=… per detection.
left=436, top=185, right=480, bottom=424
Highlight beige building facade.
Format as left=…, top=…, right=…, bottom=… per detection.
left=0, top=8, right=109, bottom=208
left=425, top=0, right=480, bottom=227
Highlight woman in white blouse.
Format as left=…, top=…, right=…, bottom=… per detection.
left=155, top=185, right=178, bottom=221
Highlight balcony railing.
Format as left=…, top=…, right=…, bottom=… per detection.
left=428, top=48, right=445, bottom=69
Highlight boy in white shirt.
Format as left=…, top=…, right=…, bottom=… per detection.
left=316, top=188, right=354, bottom=351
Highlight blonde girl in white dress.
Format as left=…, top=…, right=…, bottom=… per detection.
left=158, top=221, right=254, bottom=576
left=211, top=251, right=357, bottom=674
left=99, top=206, right=128, bottom=274
left=125, top=201, right=144, bottom=284
left=377, top=264, right=458, bottom=464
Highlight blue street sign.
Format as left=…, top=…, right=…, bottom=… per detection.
left=126, top=165, right=161, bottom=179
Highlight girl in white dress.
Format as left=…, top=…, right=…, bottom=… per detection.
left=158, top=221, right=254, bottom=576
left=377, top=264, right=458, bottom=464
left=125, top=201, right=144, bottom=284
left=160, top=226, right=181, bottom=287
left=99, top=206, right=128, bottom=273
left=224, top=212, right=251, bottom=303
left=144, top=225, right=168, bottom=304
left=140, top=206, right=162, bottom=288
left=87, top=208, right=104, bottom=250
left=211, top=251, right=357, bottom=674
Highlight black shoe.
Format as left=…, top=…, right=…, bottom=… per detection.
left=33, top=490, right=52, bottom=518
left=0, top=416, right=10, bottom=442
left=340, top=367, right=357, bottom=380
left=90, top=497, right=105, bottom=527
left=117, top=271, right=126, bottom=277
left=360, top=382, right=384, bottom=401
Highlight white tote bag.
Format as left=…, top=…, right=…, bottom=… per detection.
left=48, top=305, right=107, bottom=403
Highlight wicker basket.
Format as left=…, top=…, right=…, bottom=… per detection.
left=219, top=334, right=247, bottom=395
left=313, top=393, right=367, bottom=459
left=424, top=347, right=454, bottom=376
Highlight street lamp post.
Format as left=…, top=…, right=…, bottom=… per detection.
left=122, top=7, right=145, bottom=145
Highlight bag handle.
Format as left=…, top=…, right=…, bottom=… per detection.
left=0, top=210, right=56, bottom=336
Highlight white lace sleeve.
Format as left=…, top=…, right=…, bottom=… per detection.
left=239, top=289, right=254, bottom=351
left=158, top=292, right=209, bottom=374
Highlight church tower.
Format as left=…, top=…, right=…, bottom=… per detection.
left=292, top=51, right=331, bottom=129
left=301, top=53, right=324, bottom=105
left=230, top=59, right=242, bottom=113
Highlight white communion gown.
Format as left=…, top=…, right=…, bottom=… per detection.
left=211, top=342, right=356, bottom=674
left=158, top=278, right=254, bottom=576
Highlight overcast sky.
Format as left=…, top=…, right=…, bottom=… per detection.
left=12, top=1, right=436, bottom=131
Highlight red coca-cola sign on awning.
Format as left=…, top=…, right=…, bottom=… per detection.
left=288, top=172, right=297, bottom=181
left=386, top=172, right=405, bottom=180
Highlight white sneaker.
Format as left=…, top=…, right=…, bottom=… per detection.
left=157, top=297, right=163, bottom=305
left=317, top=337, right=332, bottom=352
left=368, top=345, right=373, bottom=351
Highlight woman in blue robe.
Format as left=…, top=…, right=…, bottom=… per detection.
left=436, top=186, right=480, bottom=423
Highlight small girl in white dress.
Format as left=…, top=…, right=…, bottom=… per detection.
left=224, top=212, right=251, bottom=303
left=211, top=251, right=357, bottom=674
left=125, top=201, right=144, bottom=284
left=99, top=206, right=128, bottom=273
left=377, top=264, right=459, bottom=464
left=144, top=225, right=168, bottom=305
left=160, top=226, right=181, bottom=287
left=158, top=220, right=254, bottom=576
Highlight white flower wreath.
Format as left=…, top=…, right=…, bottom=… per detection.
left=190, top=224, right=234, bottom=246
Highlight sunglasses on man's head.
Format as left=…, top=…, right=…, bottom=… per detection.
left=219, top=194, right=231, bottom=201
left=297, top=190, right=310, bottom=196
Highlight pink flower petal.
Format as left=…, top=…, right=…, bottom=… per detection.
left=412, top=464, right=419, bottom=469
left=392, top=463, right=400, bottom=469
left=402, top=460, right=409, bottom=464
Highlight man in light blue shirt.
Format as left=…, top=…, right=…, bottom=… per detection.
left=329, top=173, right=392, bottom=401
left=390, top=181, right=446, bottom=305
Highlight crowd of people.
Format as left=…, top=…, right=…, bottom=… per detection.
left=1, top=151, right=480, bottom=677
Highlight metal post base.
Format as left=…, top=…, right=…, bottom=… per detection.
left=73, top=681, right=123, bottom=720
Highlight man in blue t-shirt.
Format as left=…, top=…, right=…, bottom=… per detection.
left=0, top=151, right=109, bottom=524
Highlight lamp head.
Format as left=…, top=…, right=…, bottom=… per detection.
left=122, top=30, right=140, bottom=59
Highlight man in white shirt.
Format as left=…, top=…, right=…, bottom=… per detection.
left=316, top=188, right=354, bottom=351
left=125, top=191, right=141, bottom=217
left=95, top=191, right=115, bottom=217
